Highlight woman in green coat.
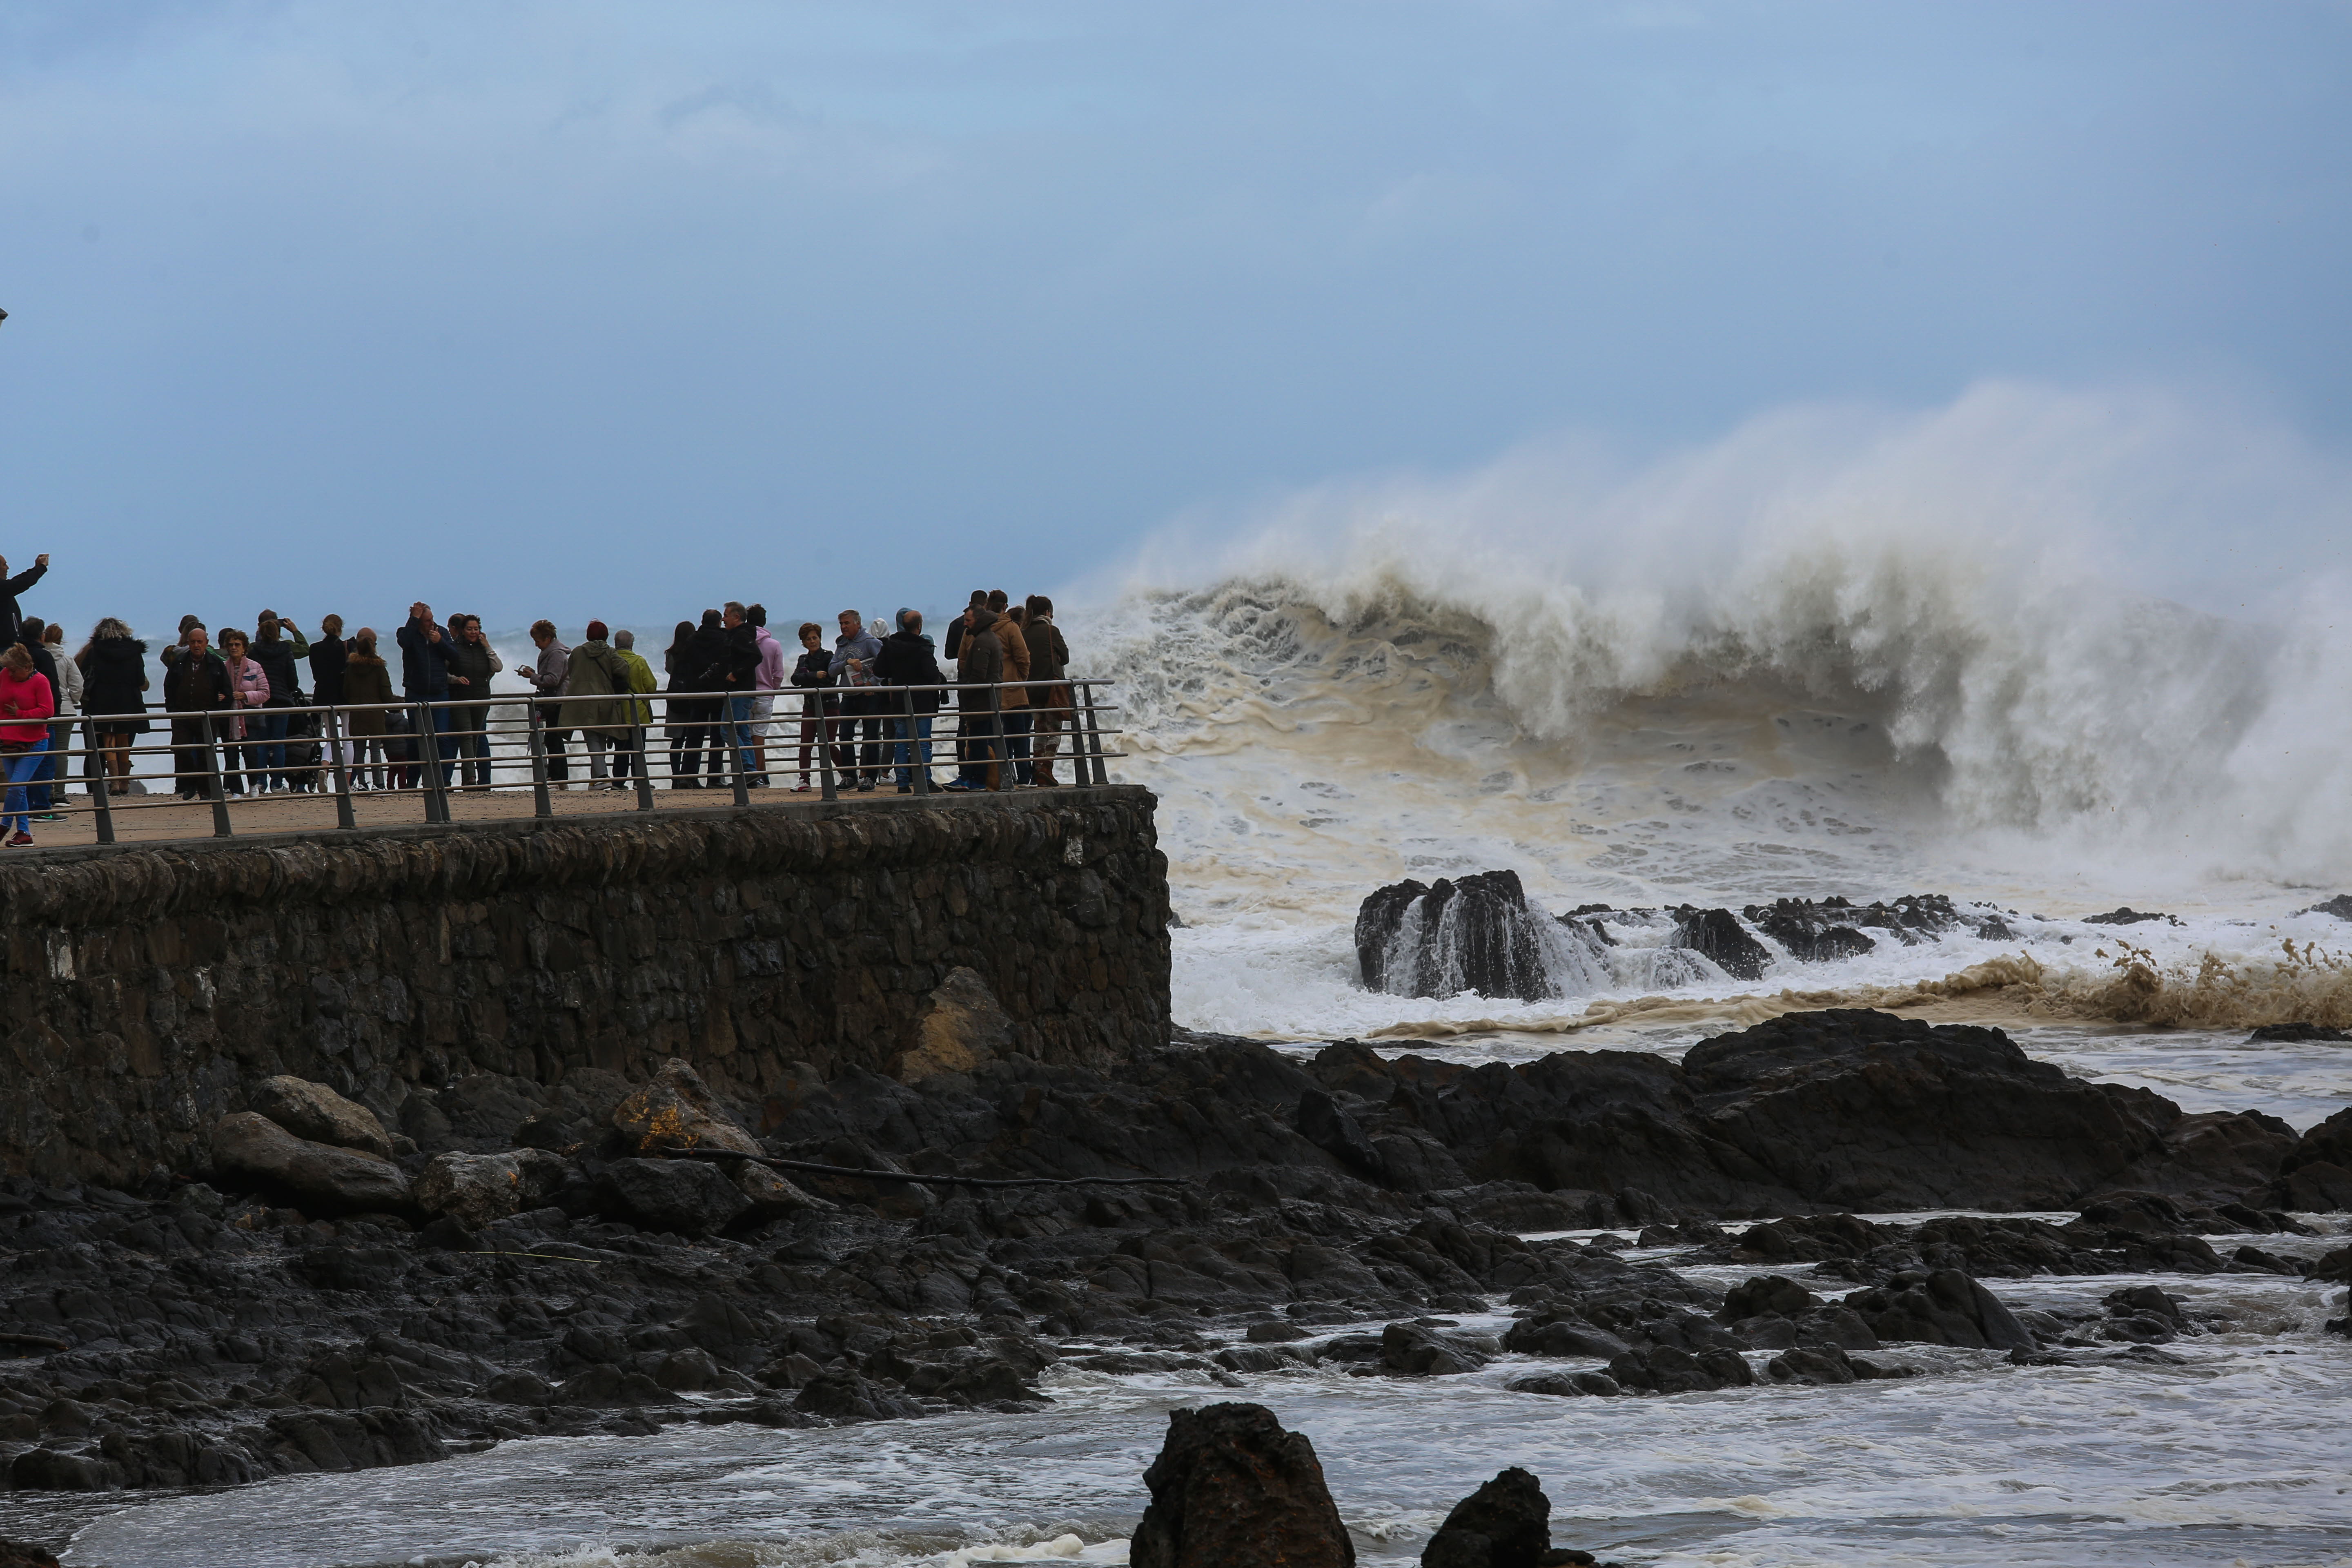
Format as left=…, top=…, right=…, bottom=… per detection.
left=564, top=621, right=634, bottom=788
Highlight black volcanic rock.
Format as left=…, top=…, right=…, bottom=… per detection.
left=1747, top=899, right=1878, bottom=962
left=2249, top=1022, right=2350, bottom=1042
left=1355, top=871, right=1563, bottom=1001
left=1421, top=1466, right=1550, bottom=1568
left=2294, top=893, right=2352, bottom=920
left=2083, top=907, right=2177, bottom=926
left=1129, top=1402, right=1354, bottom=1568
left=1670, top=908, right=1772, bottom=981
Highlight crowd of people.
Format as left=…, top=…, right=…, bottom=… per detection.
left=0, top=557, right=1084, bottom=845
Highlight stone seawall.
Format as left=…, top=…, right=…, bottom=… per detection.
left=0, top=787, right=1171, bottom=1187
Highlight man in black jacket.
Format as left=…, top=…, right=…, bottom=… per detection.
left=873, top=609, right=947, bottom=792
left=163, top=626, right=234, bottom=800
left=0, top=553, right=49, bottom=650
left=397, top=602, right=455, bottom=788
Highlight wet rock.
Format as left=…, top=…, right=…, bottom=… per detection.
left=1357, top=871, right=1561, bottom=1002
left=1764, top=1345, right=1859, bottom=1385
left=1380, top=1321, right=1491, bottom=1376
left=210, top=1112, right=411, bottom=1215
left=248, top=1077, right=395, bottom=1160
left=2083, top=907, right=2176, bottom=926
left=593, top=1158, right=752, bottom=1236
left=1746, top=899, right=1878, bottom=963
left=411, top=1149, right=572, bottom=1228
left=0, top=1540, right=60, bottom=1567
left=555, top=1365, right=671, bottom=1406
left=2293, top=893, right=2352, bottom=920
left=1670, top=907, right=1772, bottom=981
left=10, top=1448, right=112, bottom=1491
left=287, top=1351, right=407, bottom=1410
left=1841, top=1270, right=2035, bottom=1351
left=895, top=967, right=1014, bottom=1082
left=1605, top=1345, right=1754, bottom=1394
left=1421, top=1465, right=1550, bottom=1568
left=791, top=1371, right=922, bottom=1423
left=1503, top=1316, right=1633, bottom=1361
left=1508, top=1370, right=1624, bottom=1398
left=1129, top=1401, right=1354, bottom=1568
left=484, top=1370, right=553, bottom=1405
left=610, top=1058, right=764, bottom=1157
left=2247, top=1022, right=2349, bottom=1042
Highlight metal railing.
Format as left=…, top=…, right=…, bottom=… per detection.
left=4, top=677, right=1123, bottom=844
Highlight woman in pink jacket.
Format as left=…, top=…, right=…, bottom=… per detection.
left=218, top=628, right=272, bottom=796
left=0, top=641, right=57, bottom=845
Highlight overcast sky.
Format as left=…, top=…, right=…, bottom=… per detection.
left=4, top=1, right=2348, bottom=639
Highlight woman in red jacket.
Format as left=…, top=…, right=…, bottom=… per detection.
left=0, top=641, right=57, bottom=846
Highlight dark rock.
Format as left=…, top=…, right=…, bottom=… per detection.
left=1746, top=899, right=1878, bottom=963
left=1671, top=908, right=1771, bottom=981
left=10, top=1448, right=112, bottom=1491
left=792, top=1371, right=922, bottom=1422
left=1508, top=1370, right=1623, bottom=1398
left=1129, top=1402, right=1354, bottom=1568
left=554, top=1365, right=670, bottom=1407
left=1764, top=1345, right=1861, bottom=1384
left=2083, top=907, right=2176, bottom=926
left=0, top=1541, right=60, bottom=1568
left=593, top=1158, right=752, bottom=1236
left=210, top=1112, right=412, bottom=1214
left=2247, top=1022, right=2349, bottom=1042
left=412, top=1149, right=572, bottom=1228
left=1503, top=1317, right=1633, bottom=1361
left=2294, top=893, right=2352, bottom=920
left=1380, top=1321, right=1491, bottom=1376
left=1606, top=1345, right=1753, bottom=1394
left=1842, top=1270, right=2035, bottom=1350
left=1356, top=871, right=1564, bottom=1002
left=1421, top=1465, right=1550, bottom=1568
left=1298, top=1091, right=1384, bottom=1177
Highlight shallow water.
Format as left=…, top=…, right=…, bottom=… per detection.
left=58, top=1260, right=2352, bottom=1568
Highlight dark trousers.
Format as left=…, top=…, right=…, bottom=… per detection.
left=831, top=695, right=884, bottom=781
left=449, top=703, right=493, bottom=786
left=1003, top=709, right=1033, bottom=786
left=538, top=706, right=571, bottom=782
left=169, top=716, right=223, bottom=798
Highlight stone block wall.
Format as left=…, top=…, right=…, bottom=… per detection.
left=0, top=787, right=1171, bottom=1187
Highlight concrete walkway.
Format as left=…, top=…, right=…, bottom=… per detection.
left=7, top=779, right=1082, bottom=852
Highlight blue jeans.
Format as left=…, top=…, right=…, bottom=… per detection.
left=430, top=705, right=456, bottom=786
left=2, top=736, right=49, bottom=834
left=257, top=709, right=290, bottom=783
left=27, top=722, right=61, bottom=809
left=891, top=716, right=934, bottom=787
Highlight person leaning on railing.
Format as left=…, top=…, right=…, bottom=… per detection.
left=162, top=625, right=232, bottom=801
left=0, top=641, right=56, bottom=846
left=77, top=618, right=149, bottom=797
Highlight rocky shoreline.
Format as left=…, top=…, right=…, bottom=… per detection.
left=2, top=1007, right=2347, bottom=1557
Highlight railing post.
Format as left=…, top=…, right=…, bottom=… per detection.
left=414, top=703, right=449, bottom=824
left=817, top=693, right=839, bottom=802
left=631, top=711, right=655, bottom=812
left=85, top=719, right=116, bottom=845
left=902, top=684, right=931, bottom=797
left=526, top=701, right=553, bottom=820
left=204, top=715, right=233, bottom=837
left=1080, top=681, right=1109, bottom=786
left=987, top=681, right=1004, bottom=791
left=729, top=696, right=753, bottom=808
left=325, top=707, right=357, bottom=830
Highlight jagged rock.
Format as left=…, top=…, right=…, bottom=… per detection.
left=1356, top=871, right=1562, bottom=1001
left=610, top=1058, right=764, bottom=1157
left=1421, top=1465, right=1550, bottom=1568
left=1842, top=1269, right=2034, bottom=1350
left=555, top=1365, right=671, bottom=1406
left=2294, top=893, right=2352, bottom=920
left=210, top=1112, right=411, bottom=1215
left=1670, top=908, right=1771, bottom=981
left=1297, top=1090, right=1383, bottom=1176
left=411, top=1149, right=573, bottom=1228
left=2083, top=907, right=2175, bottom=926
left=1605, top=1345, right=1755, bottom=1394
left=1508, top=1370, right=1624, bottom=1398
left=1380, top=1321, right=1490, bottom=1376
left=791, top=1371, right=922, bottom=1422
left=594, top=1158, right=752, bottom=1236
left=1503, top=1316, right=1633, bottom=1361
left=1746, top=899, right=1878, bottom=962
left=0, top=1539, right=60, bottom=1567
left=2247, top=1022, right=2349, bottom=1042
left=248, top=1077, right=395, bottom=1160
left=896, top=967, right=1014, bottom=1082
left=1129, top=1402, right=1354, bottom=1568
left=287, top=1351, right=407, bottom=1410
